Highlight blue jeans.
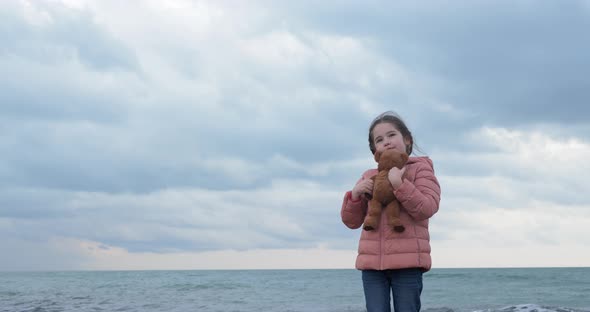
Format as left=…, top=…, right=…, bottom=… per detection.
left=362, top=268, right=423, bottom=312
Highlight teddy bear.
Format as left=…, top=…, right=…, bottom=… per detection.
left=363, top=149, right=409, bottom=233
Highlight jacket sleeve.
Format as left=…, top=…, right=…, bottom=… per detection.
left=394, top=161, right=441, bottom=221
left=341, top=175, right=368, bottom=229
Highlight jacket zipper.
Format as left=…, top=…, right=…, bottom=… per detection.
left=379, top=213, right=384, bottom=270
left=414, top=224, right=421, bottom=267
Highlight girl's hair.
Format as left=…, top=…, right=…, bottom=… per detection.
left=368, top=111, right=415, bottom=155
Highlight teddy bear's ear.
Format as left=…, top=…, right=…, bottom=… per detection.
left=374, top=150, right=382, bottom=162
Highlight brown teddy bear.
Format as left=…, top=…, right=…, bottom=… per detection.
left=363, top=149, right=408, bottom=232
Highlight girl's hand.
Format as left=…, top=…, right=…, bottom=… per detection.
left=352, top=179, right=373, bottom=200
left=388, top=166, right=406, bottom=189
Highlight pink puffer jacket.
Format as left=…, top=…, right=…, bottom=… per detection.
left=341, top=156, right=441, bottom=271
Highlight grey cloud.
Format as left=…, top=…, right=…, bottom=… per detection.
left=0, top=2, right=139, bottom=72
left=0, top=188, right=76, bottom=219
left=0, top=3, right=141, bottom=125
left=0, top=184, right=350, bottom=253
left=3, top=1, right=588, bottom=195
left=268, top=1, right=590, bottom=128
left=0, top=79, right=127, bottom=124
left=2, top=0, right=589, bottom=266
left=0, top=1, right=423, bottom=193
left=0, top=115, right=365, bottom=193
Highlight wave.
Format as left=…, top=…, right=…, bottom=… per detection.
left=474, top=303, right=590, bottom=312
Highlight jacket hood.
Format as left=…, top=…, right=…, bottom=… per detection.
left=406, top=156, right=434, bottom=169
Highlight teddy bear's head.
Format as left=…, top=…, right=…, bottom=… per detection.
left=374, top=149, right=408, bottom=171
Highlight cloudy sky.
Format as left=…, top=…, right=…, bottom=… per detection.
left=1, top=0, right=589, bottom=271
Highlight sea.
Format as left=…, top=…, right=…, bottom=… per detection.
left=0, top=267, right=588, bottom=312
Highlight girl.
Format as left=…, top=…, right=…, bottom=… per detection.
left=341, top=111, right=441, bottom=312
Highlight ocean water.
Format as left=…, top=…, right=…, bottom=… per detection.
left=0, top=267, right=588, bottom=312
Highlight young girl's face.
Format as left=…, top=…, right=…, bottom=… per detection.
left=372, top=122, right=410, bottom=154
